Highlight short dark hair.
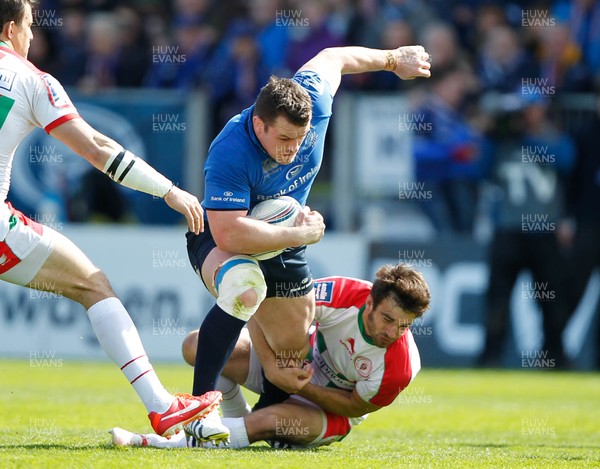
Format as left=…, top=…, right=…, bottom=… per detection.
left=254, top=76, right=312, bottom=127
left=370, top=264, right=430, bottom=317
left=0, top=0, right=35, bottom=29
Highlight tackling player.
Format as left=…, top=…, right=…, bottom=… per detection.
left=0, top=0, right=219, bottom=435
left=187, top=40, right=431, bottom=407
left=110, top=263, right=431, bottom=449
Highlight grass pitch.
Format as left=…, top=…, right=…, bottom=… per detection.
left=0, top=360, right=598, bottom=468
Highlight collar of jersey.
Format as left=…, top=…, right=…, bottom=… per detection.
left=245, top=105, right=269, bottom=157
left=0, top=43, right=41, bottom=73
left=357, top=305, right=375, bottom=346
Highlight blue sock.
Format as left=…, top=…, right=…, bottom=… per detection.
left=192, top=304, right=246, bottom=396
left=252, top=371, right=290, bottom=411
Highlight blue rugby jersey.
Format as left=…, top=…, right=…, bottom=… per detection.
left=202, top=70, right=333, bottom=213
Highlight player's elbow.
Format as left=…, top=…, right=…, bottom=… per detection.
left=318, top=47, right=347, bottom=66
left=317, top=47, right=339, bottom=60
left=83, top=143, right=106, bottom=169
left=212, top=227, right=238, bottom=252
left=207, top=210, right=251, bottom=252
left=305, top=47, right=348, bottom=82
left=68, top=134, right=105, bottom=169
left=345, top=407, right=368, bottom=418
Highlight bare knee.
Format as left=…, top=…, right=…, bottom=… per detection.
left=32, top=233, right=117, bottom=309
left=245, top=404, right=286, bottom=441
left=238, top=288, right=260, bottom=309
left=182, top=330, right=199, bottom=366
left=33, top=266, right=116, bottom=310
left=70, top=270, right=115, bottom=308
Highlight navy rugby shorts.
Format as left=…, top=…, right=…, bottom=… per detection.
left=186, top=224, right=313, bottom=299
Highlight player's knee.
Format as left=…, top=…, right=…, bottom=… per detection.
left=238, top=287, right=260, bottom=309
left=181, top=329, right=199, bottom=366
left=66, top=270, right=116, bottom=307
left=215, top=255, right=266, bottom=322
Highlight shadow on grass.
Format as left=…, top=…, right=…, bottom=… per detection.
left=0, top=442, right=324, bottom=453
left=457, top=442, right=600, bottom=451
left=0, top=443, right=107, bottom=450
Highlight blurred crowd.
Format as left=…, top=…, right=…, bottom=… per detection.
left=30, top=0, right=600, bottom=127
left=30, top=0, right=600, bottom=229
left=30, top=0, right=600, bottom=203
left=27, top=1, right=600, bottom=365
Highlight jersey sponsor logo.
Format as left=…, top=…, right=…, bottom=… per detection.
left=295, top=164, right=319, bottom=186
left=0, top=68, right=16, bottom=92
left=314, top=352, right=353, bottom=390
left=262, top=157, right=281, bottom=177
left=286, top=164, right=303, bottom=180
left=41, top=74, right=72, bottom=109
left=354, top=356, right=372, bottom=378
left=340, top=337, right=356, bottom=357
left=257, top=163, right=320, bottom=201
left=210, top=194, right=246, bottom=203
left=314, top=281, right=334, bottom=302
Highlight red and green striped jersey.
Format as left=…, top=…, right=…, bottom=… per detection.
left=0, top=45, right=79, bottom=240
left=311, top=276, right=421, bottom=407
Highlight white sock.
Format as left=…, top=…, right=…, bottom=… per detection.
left=149, top=431, right=188, bottom=448
left=221, top=417, right=250, bottom=448
left=216, top=376, right=251, bottom=418
left=87, top=297, right=173, bottom=414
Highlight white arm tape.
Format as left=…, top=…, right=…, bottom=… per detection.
left=103, top=149, right=173, bottom=198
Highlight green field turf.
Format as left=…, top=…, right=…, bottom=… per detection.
left=0, top=360, right=598, bottom=468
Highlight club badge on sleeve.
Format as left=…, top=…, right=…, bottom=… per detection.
left=40, top=74, right=73, bottom=109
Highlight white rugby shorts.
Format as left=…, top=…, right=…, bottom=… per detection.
left=0, top=203, right=56, bottom=285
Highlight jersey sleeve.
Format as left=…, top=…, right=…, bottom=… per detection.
left=314, top=277, right=372, bottom=323
left=203, top=143, right=252, bottom=211
left=31, top=73, right=78, bottom=133
left=355, top=330, right=421, bottom=407
left=292, top=70, right=333, bottom=119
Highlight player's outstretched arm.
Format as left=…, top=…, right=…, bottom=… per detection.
left=299, top=45, right=431, bottom=95
left=297, top=383, right=381, bottom=419
left=50, top=118, right=203, bottom=234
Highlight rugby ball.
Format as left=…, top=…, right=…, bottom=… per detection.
left=248, top=196, right=302, bottom=260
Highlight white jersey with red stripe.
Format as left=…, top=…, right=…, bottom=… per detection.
left=310, top=276, right=421, bottom=407
left=0, top=45, right=79, bottom=240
